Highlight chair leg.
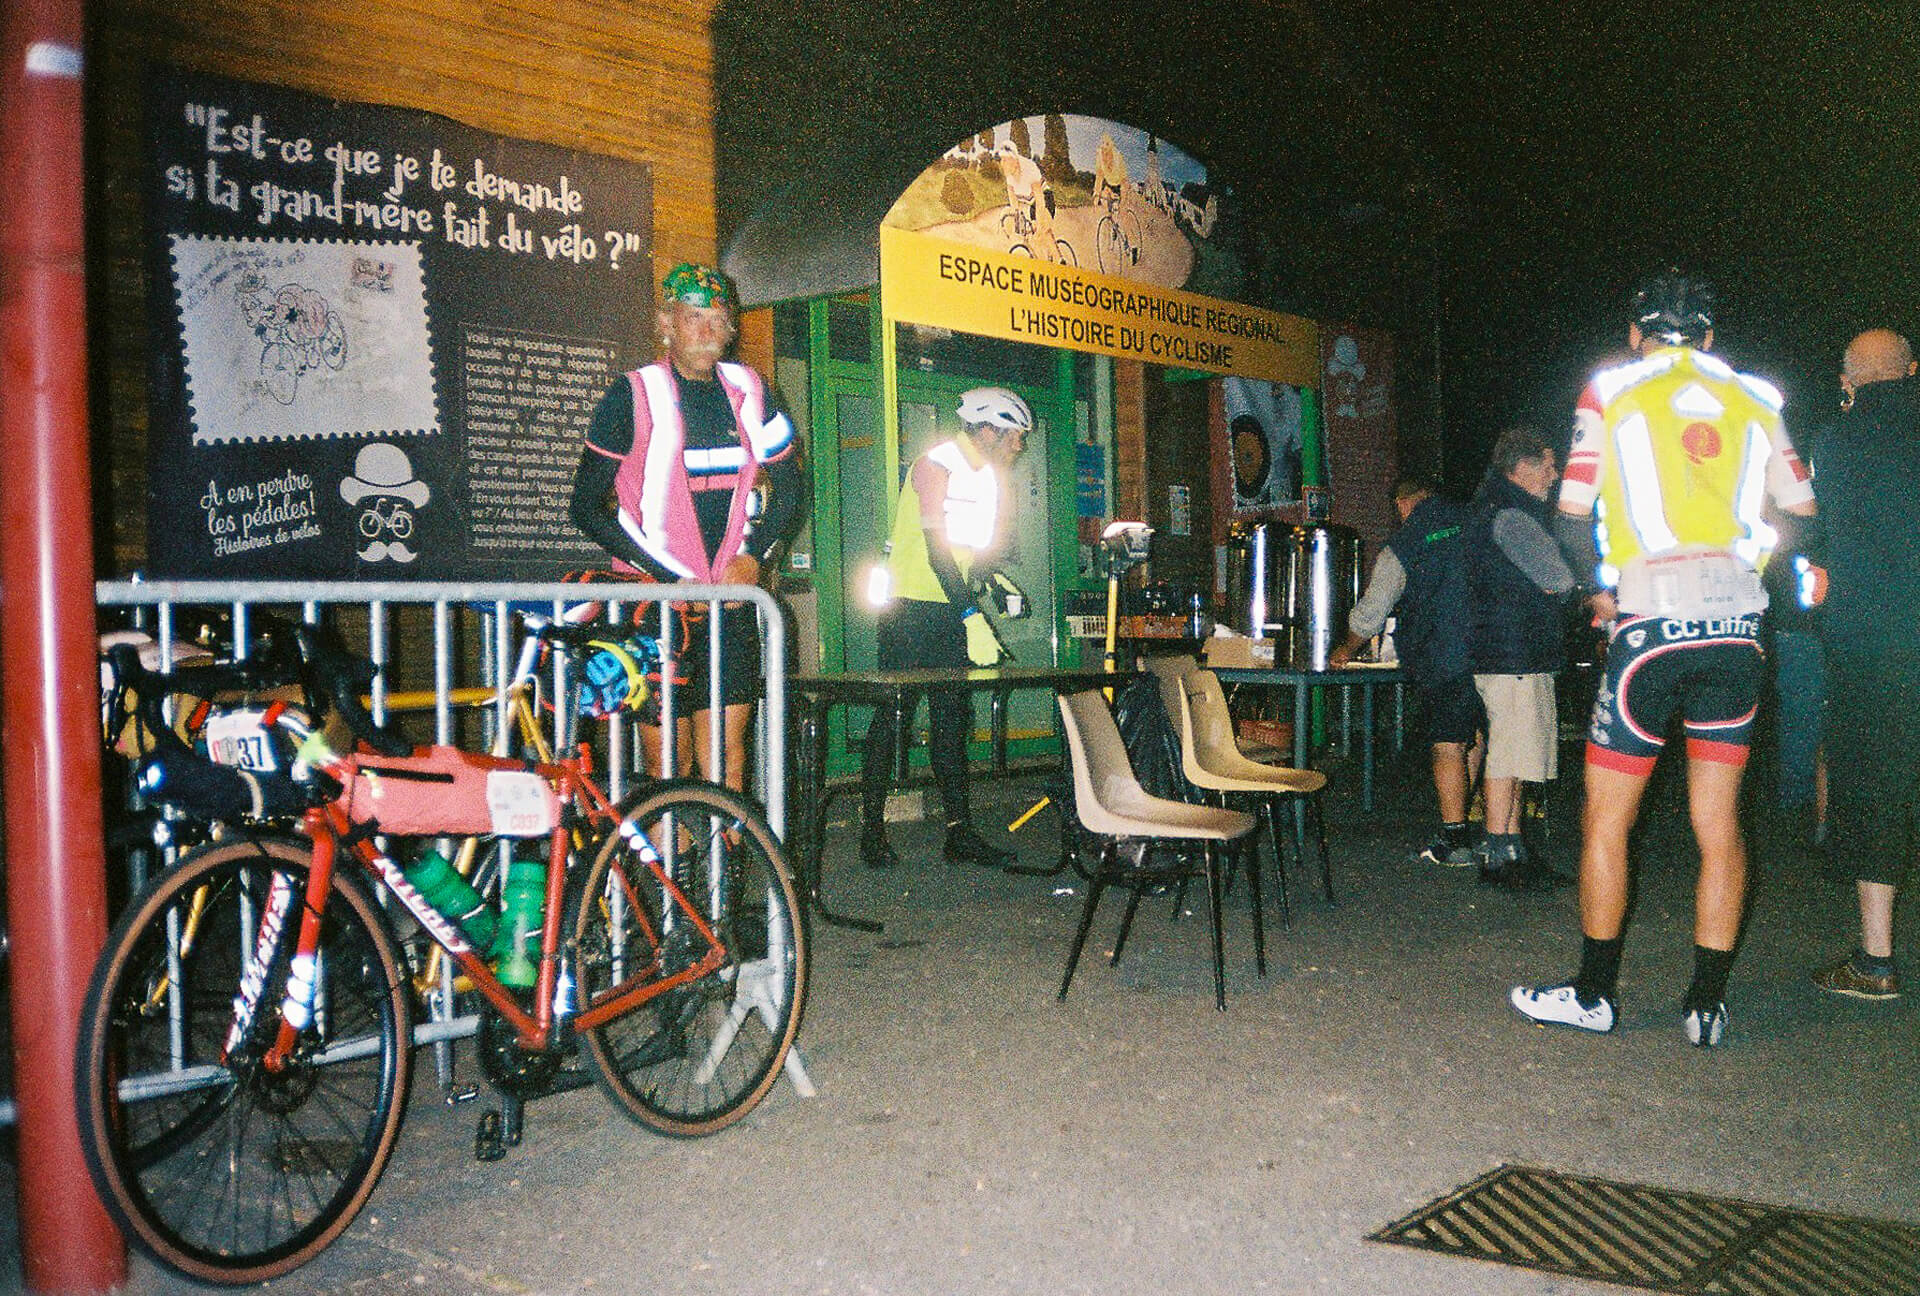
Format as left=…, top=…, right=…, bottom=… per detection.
left=1059, top=841, right=1114, bottom=1000
left=1263, top=800, right=1292, bottom=929
left=1217, top=793, right=1241, bottom=900
left=1312, top=791, right=1335, bottom=903
left=1243, top=834, right=1267, bottom=977
left=1290, top=793, right=1313, bottom=899
left=1205, top=844, right=1227, bottom=1011
left=1114, top=883, right=1147, bottom=965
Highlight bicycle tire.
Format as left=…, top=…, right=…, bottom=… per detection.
left=75, top=836, right=411, bottom=1285
left=1096, top=217, right=1124, bottom=274
left=1006, top=242, right=1034, bottom=259
left=570, top=780, right=806, bottom=1137
left=1051, top=237, right=1077, bottom=267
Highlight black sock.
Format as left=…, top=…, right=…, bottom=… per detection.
left=1574, top=936, right=1625, bottom=1006
left=1685, top=945, right=1735, bottom=1011
left=1856, top=948, right=1896, bottom=976
left=1442, top=821, right=1473, bottom=850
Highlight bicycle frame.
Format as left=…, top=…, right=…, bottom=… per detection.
left=243, top=750, right=728, bottom=1073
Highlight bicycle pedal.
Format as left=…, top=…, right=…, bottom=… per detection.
left=474, top=1109, right=508, bottom=1162
left=445, top=1084, right=481, bottom=1106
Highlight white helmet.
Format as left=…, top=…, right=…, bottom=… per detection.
left=956, top=387, right=1032, bottom=433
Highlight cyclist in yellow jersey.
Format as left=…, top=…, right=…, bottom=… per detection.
left=859, top=388, right=1031, bottom=870
left=1510, top=271, right=1815, bottom=1049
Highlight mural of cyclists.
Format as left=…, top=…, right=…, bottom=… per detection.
left=884, top=114, right=1226, bottom=295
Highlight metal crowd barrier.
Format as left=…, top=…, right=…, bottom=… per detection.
left=75, top=577, right=789, bottom=1100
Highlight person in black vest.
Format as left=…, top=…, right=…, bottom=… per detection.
left=1467, top=425, right=1582, bottom=888
left=1332, top=476, right=1484, bottom=866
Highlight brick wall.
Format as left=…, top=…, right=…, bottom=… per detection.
left=88, top=0, right=719, bottom=571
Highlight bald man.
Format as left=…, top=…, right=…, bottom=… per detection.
left=1811, top=328, right=1920, bottom=1001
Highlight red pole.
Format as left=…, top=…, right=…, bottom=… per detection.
left=1, top=0, right=128, bottom=1288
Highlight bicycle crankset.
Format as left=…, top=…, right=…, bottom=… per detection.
left=475, top=998, right=568, bottom=1099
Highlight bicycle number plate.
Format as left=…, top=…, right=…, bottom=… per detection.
left=204, top=709, right=277, bottom=772
left=486, top=770, right=554, bottom=838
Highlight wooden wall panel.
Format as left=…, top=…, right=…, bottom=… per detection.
left=1113, top=359, right=1146, bottom=524
left=89, top=0, right=719, bottom=571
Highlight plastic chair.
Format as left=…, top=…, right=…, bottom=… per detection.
left=1055, top=689, right=1259, bottom=1011
left=1177, top=668, right=1334, bottom=924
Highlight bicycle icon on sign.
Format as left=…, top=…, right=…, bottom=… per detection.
left=357, top=496, right=414, bottom=540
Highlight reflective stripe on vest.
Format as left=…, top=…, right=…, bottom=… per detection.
left=926, top=441, right=998, bottom=550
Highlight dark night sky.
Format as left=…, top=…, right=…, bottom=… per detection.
left=715, top=0, right=1920, bottom=478
left=1332, top=0, right=1920, bottom=466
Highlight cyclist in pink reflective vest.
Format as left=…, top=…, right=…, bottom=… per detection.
left=570, top=262, right=801, bottom=791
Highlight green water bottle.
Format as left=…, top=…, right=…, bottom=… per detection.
left=489, top=856, right=547, bottom=989
left=402, top=848, right=496, bottom=949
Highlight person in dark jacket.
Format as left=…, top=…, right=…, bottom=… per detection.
left=1759, top=456, right=1827, bottom=849
left=1467, top=425, right=1580, bottom=887
left=1332, top=476, right=1484, bottom=866
left=1810, top=328, right=1920, bottom=1001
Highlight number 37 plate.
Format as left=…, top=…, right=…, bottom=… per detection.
left=203, top=709, right=277, bottom=772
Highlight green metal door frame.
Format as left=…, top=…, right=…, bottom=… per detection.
left=803, top=293, right=1086, bottom=775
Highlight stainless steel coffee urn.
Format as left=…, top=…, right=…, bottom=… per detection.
left=1282, top=522, right=1361, bottom=670
left=1224, top=522, right=1361, bottom=669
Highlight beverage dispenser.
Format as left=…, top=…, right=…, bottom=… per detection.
left=1279, top=523, right=1361, bottom=670
left=1223, top=522, right=1361, bottom=668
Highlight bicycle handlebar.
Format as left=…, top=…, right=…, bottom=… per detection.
left=105, top=618, right=413, bottom=823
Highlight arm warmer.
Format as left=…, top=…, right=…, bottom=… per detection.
left=924, top=534, right=977, bottom=611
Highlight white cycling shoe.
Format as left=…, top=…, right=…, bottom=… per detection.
left=1510, top=982, right=1616, bottom=1034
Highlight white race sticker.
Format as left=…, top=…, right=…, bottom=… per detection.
left=486, top=770, right=554, bottom=838
left=204, top=709, right=277, bottom=771
left=1619, top=549, right=1764, bottom=618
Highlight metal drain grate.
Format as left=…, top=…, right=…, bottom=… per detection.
left=1371, top=1164, right=1920, bottom=1295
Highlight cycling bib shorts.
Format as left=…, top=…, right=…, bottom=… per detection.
left=1585, top=613, right=1763, bottom=775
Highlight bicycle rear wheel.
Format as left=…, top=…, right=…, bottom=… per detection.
left=75, top=836, right=411, bottom=1285
left=571, top=781, right=806, bottom=1137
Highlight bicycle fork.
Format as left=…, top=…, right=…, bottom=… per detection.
left=228, top=817, right=342, bottom=1071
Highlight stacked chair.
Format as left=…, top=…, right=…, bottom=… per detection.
left=1174, top=666, right=1333, bottom=926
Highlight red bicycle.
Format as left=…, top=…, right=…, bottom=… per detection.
left=76, top=624, right=806, bottom=1283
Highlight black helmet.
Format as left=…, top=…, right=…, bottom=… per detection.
left=1631, top=270, right=1714, bottom=345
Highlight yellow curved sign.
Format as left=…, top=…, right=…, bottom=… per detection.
left=880, top=225, right=1319, bottom=387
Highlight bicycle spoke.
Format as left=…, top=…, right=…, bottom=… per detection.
left=77, top=839, right=410, bottom=1283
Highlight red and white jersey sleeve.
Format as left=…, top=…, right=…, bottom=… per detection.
left=1557, top=383, right=1606, bottom=516
left=1764, top=434, right=1815, bottom=512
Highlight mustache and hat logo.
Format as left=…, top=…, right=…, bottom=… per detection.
left=341, top=442, right=429, bottom=564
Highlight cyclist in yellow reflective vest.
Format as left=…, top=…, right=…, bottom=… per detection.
left=1510, top=271, right=1815, bottom=1049
left=859, top=387, right=1031, bottom=871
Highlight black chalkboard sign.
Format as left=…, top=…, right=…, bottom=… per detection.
left=142, top=65, right=654, bottom=579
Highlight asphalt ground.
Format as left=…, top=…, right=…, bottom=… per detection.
left=6, top=731, right=1915, bottom=1295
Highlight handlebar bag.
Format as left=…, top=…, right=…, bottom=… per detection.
left=342, top=745, right=560, bottom=839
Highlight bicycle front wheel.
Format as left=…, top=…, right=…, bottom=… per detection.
left=1096, top=217, right=1125, bottom=274
left=571, top=781, right=807, bottom=1137
left=75, top=836, right=411, bottom=1285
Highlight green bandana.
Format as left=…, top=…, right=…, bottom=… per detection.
left=662, top=262, right=735, bottom=308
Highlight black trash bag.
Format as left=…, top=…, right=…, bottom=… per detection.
left=1113, top=674, right=1199, bottom=804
